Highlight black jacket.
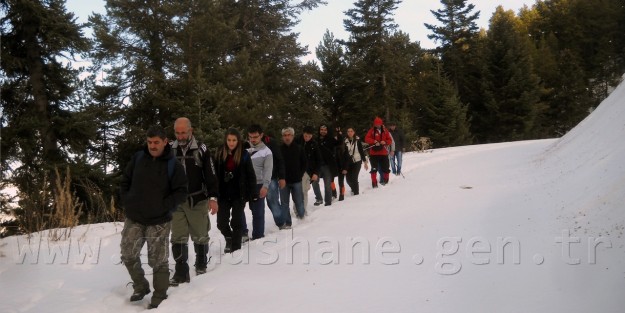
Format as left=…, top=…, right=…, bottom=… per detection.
left=263, top=135, right=286, bottom=181
left=317, top=134, right=340, bottom=177
left=120, top=144, right=188, bottom=225
left=302, top=138, right=321, bottom=177
left=215, top=148, right=257, bottom=202
left=171, top=136, right=219, bottom=205
left=280, top=142, right=307, bottom=184
left=389, top=128, right=406, bottom=151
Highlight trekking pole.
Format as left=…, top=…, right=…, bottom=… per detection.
left=364, top=143, right=385, bottom=151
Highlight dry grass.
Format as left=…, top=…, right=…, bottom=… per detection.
left=48, top=167, right=84, bottom=241
left=16, top=167, right=89, bottom=241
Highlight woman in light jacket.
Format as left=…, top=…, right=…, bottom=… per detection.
left=343, top=127, right=369, bottom=195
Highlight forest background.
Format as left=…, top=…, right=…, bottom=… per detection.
left=1, top=0, right=624, bottom=237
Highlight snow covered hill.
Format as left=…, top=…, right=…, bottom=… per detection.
left=1, top=80, right=624, bottom=312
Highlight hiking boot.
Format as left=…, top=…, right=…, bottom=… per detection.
left=241, top=234, right=250, bottom=243
left=194, top=243, right=209, bottom=275
left=313, top=199, right=323, bottom=206
left=169, top=273, right=190, bottom=286
left=338, top=194, right=344, bottom=201
left=130, top=288, right=150, bottom=301
left=147, top=295, right=168, bottom=309
left=170, top=243, right=189, bottom=286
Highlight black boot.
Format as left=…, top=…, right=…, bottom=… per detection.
left=151, top=266, right=169, bottom=308
left=170, top=243, right=190, bottom=286
left=194, top=243, right=209, bottom=275
left=125, top=261, right=150, bottom=301
left=224, top=237, right=233, bottom=253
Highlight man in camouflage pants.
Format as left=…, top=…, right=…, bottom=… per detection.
left=120, top=126, right=188, bottom=309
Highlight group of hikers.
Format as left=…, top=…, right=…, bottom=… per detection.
left=118, top=116, right=406, bottom=309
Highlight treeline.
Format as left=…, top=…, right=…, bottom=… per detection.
left=1, top=0, right=624, bottom=236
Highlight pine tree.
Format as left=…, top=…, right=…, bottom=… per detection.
left=316, top=30, right=348, bottom=125
left=481, top=6, right=543, bottom=142
left=424, top=0, right=480, bottom=93
left=1, top=0, right=93, bottom=230
left=90, top=0, right=190, bottom=166
left=341, top=0, right=402, bottom=131
left=415, top=56, right=472, bottom=147
left=215, top=0, right=324, bottom=136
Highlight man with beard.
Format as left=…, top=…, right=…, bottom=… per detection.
left=169, top=118, right=219, bottom=286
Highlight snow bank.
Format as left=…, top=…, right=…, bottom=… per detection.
left=537, top=76, right=625, bottom=237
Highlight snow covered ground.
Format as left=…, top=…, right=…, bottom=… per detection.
left=1, top=81, right=624, bottom=312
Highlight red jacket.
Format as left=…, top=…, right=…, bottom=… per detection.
left=365, top=126, right=393, bottom=156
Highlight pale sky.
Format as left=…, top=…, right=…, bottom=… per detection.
left=66, top=0, right=534, bottom=62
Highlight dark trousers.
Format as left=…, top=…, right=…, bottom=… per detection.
left=370, top=155, right=390, bottom=184
left=338, top=172, right=345, bottom=194
left=217, top=198, right=245, bottom=251
left=242, top=184, right=266, bottom=239
left=346, top=161, right=362, bottom=194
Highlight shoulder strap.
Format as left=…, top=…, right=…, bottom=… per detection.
left=167, top=157, right=175, bottom=180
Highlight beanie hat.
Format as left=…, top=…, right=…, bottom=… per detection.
left=373, top=117, right=383, bottom=126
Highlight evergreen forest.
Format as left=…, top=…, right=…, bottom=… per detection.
left=1, top=0, right=624, bottom=236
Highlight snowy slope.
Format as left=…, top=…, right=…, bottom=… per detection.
left=1, top=80, right=624, bottom=312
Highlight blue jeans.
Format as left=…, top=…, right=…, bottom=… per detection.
left=280, top=182, right=305, bottom=225
left=242, top=184, right=266, bottom=239
left=391, top=151, right=402, bottom=174
left=312, top=165, right=332, bottom=205
left=265, top=179, right=283, bottom=226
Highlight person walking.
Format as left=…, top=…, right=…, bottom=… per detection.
left=365, top=117, right=393, bottom=188
left=279, top=127, right=307, bottom=226
left=377, top=130, right=394, bottom=183
left=333, top=126, right=348, bottom=201
left=169, top=117, right=219, bottom=286
left=215, top=128, right=257, bottom=253
left=261, top=132, right=286, bottom=229
left=387, top=121, right=406, bottom=176
left=301, top=126, right=320, bottom=210
left=120, top=126, right=187, bottom=309
left=242, top=124, right=273, bottom=240
left=343, top=127, right=369, bottom=195
left=314, top=124, right=340, bottom=206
